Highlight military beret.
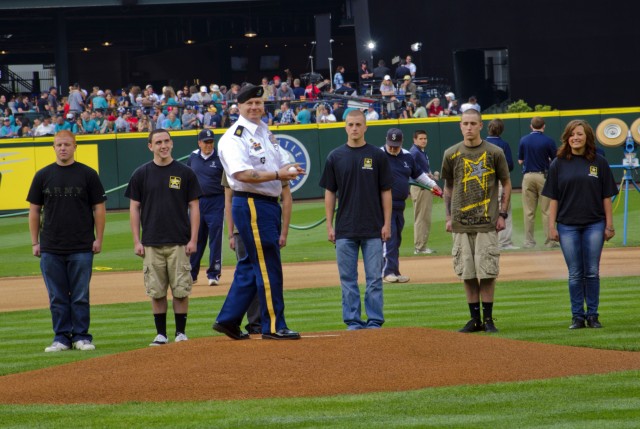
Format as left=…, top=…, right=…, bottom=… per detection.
left=236, top=84, right=264, bottom=104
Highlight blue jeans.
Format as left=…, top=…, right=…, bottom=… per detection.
left=335, top=238, right=384, bottom=329
left=557, top=221, right=605, bottom=319
left=40, top=252, right=94, bottom=345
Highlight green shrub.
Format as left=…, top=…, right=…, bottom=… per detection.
left=506, top=99, right=533, bottom=113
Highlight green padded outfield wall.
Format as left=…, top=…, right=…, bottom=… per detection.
left=1, top=107, right=638, bottom=212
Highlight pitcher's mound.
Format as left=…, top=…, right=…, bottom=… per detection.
left=2, top=327, right=639, bottom=404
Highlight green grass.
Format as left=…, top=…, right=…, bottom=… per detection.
left=2, top=192, right=640, bottom=428
left=1, top=277, right=639, bottom=427
left=2, top=191, right=640, bottom=277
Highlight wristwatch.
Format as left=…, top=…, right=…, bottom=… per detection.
left=499, top=212, right=508, bottom=219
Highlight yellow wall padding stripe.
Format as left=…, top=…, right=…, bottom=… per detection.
left=248, top=198, right=277, bottom=333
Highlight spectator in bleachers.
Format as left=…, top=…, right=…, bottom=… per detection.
left=94, top=110, right=107, bottom=133
left=151, top=106, right=165, bottom=130
left=261, top=77, right=275, bottom=101
left=68, top=83, right=85, bottom=114
left=145, top=84, right=160, bottom=104
left=114, top=110, right=128, bottom=132
left=261, top=109, right=274, bottom=126
left=317, top=104, right=336, bottom=123
left=103, top=114, right=116, bottom=133
left=304, top=80, right=320, bottom=100
left=16, top=95, right=32, bottom=113
left=210, top=85, right=224, bottom=111
left=225, top=84, right=240, bottom=103
left=271, top=75, right=282, bottom=93
left=395, top=59, right=411, bottom=80
left=228, top=104, right=239, bottom=125
left=405, top=55, right=417, bottom=77
left=296, top=104, right=311, bottom=124
left=161, top=111, right=181, bottom=130
left=0, top=116, right=18, bottom=137
left=47, top=88, right=58, bottom=114
left=203, top=105, right=221, bottom=129
left=182, top=105, right=198, bottom=129
left=117, top=89, right=130, bottom=109
left=427, top=98, right=444, bottom=117
left=0, top=95, right=8, bottom=114
left=365, top=104, right=379, bottom=121
left=55, top=114, right=74, bottom=133
left=380, top=75, right=396, bottom=97
left=162, top=86, right=179, bottom=113
left=399, top=75, right=417, bottom=97
left=80, top=110, right=99, bottom=134
left=412, top=99, right=428, bottom=118
left=333, top=65, right=345, bottom=90
left=373, top=59, right=391, bottom=80
left=36, top=91, right=49, bottom=114
left=335, top=81, right=357, bottom=96
left=276, top=82, right=295, bottom=101
left=137, top=115, right=151, bottom=133
left=460, top=96, right=481, bottom=113
left=198, top=86, right=212, bottom=104
left=129, top=86, right=141, bottom=107
left=277, top=102, right=295, bottom=124
left=444, top=92, right=458, bottom=116
left=292, top=78, right=305, bottom=99
left=92, top=90, right=108, bottom=110
left=360, top=60, right=373, bottom=80
left=34, top=116, right=55, bottom=136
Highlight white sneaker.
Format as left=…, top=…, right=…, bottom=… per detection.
left=208, top=277, right=219, bottom=286
left=396, top=275, right=410, bottom=283
left=500, top=244, right=520, bottom=250
left=414, top=248, right=435, bottom=255
left=383, top=274, right=399, bottom=283
left=149, top=334, right=168, bottom=346
left=44, top=341, right=70, bottom=353
left=73, top=340, right=96, bottom=351
left=175, top=333, right=188, bottom=342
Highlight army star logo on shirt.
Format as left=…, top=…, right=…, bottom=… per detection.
left=169, top=176, right=182, bottom=189
left=462, top=152, right=494, bottom=192
left=362, top=158, right=373, bottom=170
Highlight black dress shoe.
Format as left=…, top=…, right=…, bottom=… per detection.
left=213, top=322, right=250, bottom=340
left=586, top=316, right=602, bottom=328
left=262, top=328, right=301, bottom=340
left=569, top=317, right=586, bottom=329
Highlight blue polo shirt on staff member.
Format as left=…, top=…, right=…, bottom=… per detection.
left=187, top=129, right=225, bottom=285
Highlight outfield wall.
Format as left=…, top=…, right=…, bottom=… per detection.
left=1, top=108, right=639, bottom=212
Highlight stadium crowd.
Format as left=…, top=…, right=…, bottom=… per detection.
left=0, top=68, right=460, bottom=138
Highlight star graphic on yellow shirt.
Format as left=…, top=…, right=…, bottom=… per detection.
left=462, top=152, right=494, bottom=192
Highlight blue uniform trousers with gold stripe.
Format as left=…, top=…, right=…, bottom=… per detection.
left=216, top=195, right=288, bottom=334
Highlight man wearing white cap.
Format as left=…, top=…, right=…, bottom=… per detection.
left=445, top=92, right=458, bottom=115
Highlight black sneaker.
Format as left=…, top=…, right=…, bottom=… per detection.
left=569, top=317, right=586, bottom=329
left=484, top=318, right=499, bottom=333
left=586, top=316, right=602, bottom=328
left=458, top=319, right=484, bottom=333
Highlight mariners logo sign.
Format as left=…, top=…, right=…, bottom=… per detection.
left=274, top=134, right=310, bottom=192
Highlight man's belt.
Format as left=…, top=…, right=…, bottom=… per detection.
left=233, top=191, right=279, bottom=203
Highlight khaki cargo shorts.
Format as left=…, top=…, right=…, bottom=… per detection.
left=142, top=245, right=192, bottom=299
left=451, top=231, right=500, bottom=280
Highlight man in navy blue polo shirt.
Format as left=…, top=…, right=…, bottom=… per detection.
left=382, top=128, right=441, bottom=283
left=518, top=116, right=557, bottom=248
left=187, top=129, right=225, bottom=285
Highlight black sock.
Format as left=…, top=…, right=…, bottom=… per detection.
left=175, top=313, right=187, bottom=335
left=468, top=302, right=481, bottom=320
left=482, top=302, right=494, bottom=320
left=154, top=313, right=167, bottom=338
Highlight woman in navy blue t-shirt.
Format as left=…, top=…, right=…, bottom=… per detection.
left=542, top=120, right=618, bottom=330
